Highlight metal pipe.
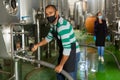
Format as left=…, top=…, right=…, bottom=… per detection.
left=37, top=19, right=41, bottom=67
left=0, top=70, right=10, bottom=74
left=22, top=26, right=25, bottom=52
left=10, top=24, right=14, bottom=59
left=15, top=59, right=19, bottom=80
left=8, top=74, right=15, bottom=80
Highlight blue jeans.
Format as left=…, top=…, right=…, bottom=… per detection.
left=57, top=52, right=80, bottom=80
left=98, top=46, right=104, bottom=57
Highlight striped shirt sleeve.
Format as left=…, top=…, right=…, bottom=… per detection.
left=45, top=28, right=53, bottom=42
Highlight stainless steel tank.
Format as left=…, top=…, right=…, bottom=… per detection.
left=73, top=0, right=84, bottom=28
left=1, top=0, right=40, bottom=24
left=105, top=0, right=120, bottom=24
left=87, top=0, right=105, bottom=15
left=105, top=0, right=115, bottom=24
left=60, top=0, right=69, bottom=19
left=0, top=0, right=19, bottom=24
left=19, top=0, right=41, bottom=24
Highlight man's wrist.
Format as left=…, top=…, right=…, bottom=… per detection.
left=59, top=64, right=64, bottom=67
left=35, top=43, right=39, bottom=48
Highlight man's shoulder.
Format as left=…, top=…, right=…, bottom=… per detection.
left=58, top=17, right=64, bottom=25
left=58, top=17, right=68, bottom=25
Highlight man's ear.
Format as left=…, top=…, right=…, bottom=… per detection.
left=56, top=11, right=59, bottom=16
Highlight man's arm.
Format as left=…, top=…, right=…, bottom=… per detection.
left=55, top=55, right=69, bottom=73
left=32, top=39, right=48, bottom=52
left=32, top=27, right=53, bottom=52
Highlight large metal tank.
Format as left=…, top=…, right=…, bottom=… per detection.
left=105, top=0, right=116, bottom=24
left=0, top=0, right=40, bottom=59
left=1, top=0, right=40, bottom=24
left=61, top=0, right=70, bottom=19
left=19, top=0, right=41, bottom=24
left=105, top=0, right=120, bottom=24
left=73, top=0, right=84, bottom=29
left=0, top=0, right=19, bottom=24
left=87, top=0, right=105, bottom=15
left=19, top=0, right=33, bottom=24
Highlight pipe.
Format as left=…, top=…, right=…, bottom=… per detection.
left=37, top=19, right=41, bottom=67
left=22, top=26, right=25, bottom=52
left=0, top=70, right=10, bottom=74
left=15, top=59, right=19, bottom=80
left=10, top=24, right=14, bottom=59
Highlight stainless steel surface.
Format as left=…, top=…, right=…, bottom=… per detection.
left=87, top=0, right=105, bottom=15
left=0, top=0, right=40, bottom=24
left=0, top=24, right=22, bottom=59
left=18, top=0, right=40, bottom=24
left=37, top=19, right=41, bottom=67
left=19, top=0, right=33, bottom=24
left=3, top=0, right=19, bottom=16
left=0, top=0, right=19, bottom=24
left=105, top=0, right=116, bottom=23
left=15, top=59, right=19, bottom=80
left=0, top=25, right=12, bottom=59
left=21, top=26, right=25, bottom=51
left=74, top=0, right=84, bottom=28
left=105, top=0, right=120, bottom=23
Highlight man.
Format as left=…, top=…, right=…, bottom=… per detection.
left=32, top=5, right=80, bottom=80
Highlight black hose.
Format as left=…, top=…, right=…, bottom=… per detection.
left=14, top=54, right=73, bottom=80
left=34, top=60, right=73, bottom=80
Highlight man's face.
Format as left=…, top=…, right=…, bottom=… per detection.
left=45, top=7, right=58, bottom=23
left=45, top=7, right=56, bottom=17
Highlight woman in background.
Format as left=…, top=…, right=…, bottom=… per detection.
left=94, top=11, right=110, bottom=62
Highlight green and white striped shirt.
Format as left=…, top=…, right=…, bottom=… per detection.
left=45, top=17, right=80, bottom=55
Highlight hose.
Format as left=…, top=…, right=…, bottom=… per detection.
left=14, top=52, right=73, bottom=80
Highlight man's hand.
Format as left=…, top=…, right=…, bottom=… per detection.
left=55, top=65, right=63, bottom=73
left=31, top=44, right=38, bottom=52
left=54, top=55, right=69, bottom=73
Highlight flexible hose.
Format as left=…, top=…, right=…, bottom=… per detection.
left=14, top=53, right=73, bottom=80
